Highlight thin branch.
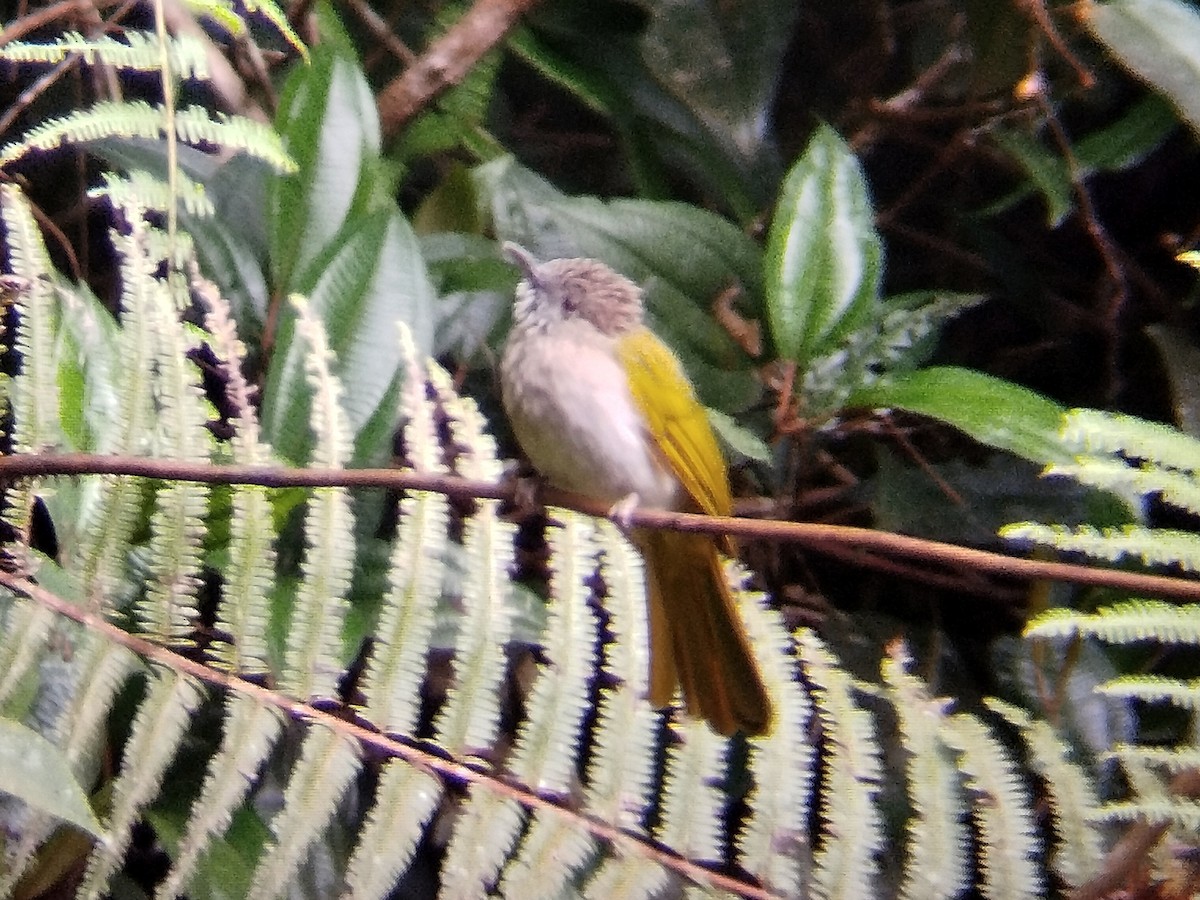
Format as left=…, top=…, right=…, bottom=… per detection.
left=2, top=452, right=1200, bottom=602
left=376, top=0, right=541, bottom=145
left=338, top=0, right=417, bottom=66
left=0, top=570, right=780, bottom=900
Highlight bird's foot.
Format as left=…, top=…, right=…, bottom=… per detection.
left=607, top=492, right=641, bottom=529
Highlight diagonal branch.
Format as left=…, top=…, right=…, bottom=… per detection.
left=0, top=569, right=778, bottom=900
left=376, top=0, right=542, bottom=144
left=1, top=452, right=1199, bottom=602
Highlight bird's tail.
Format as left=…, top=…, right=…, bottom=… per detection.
left=638, top=530, right=772, bottom=735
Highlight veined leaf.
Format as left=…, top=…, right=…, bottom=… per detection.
left=262, top=209, right=435, bottom=465
left=0, top=717, right=103, bottom=838
left=849, top=366, right=1071, bottom=465
left=765, top=124, right=882, bottom=368
left=1087, top=0, right=1200, bottom=139
left=505, top=14, right=766, bottom=222
left=638, top=0, right=796, bottom=173
left=270, top=44, right=382, bottom=294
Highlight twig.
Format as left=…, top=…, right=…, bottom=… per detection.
left=0, top=56, right=80, bottom=139
left=1017, top=0, right=1095, bottom=89
left=0, top=569, right=779, bottom=900
left=376, top=0, right=542, bottom=144
left=160, top=0, right=267, bottom=122
left=339, top=0, right=417, bottom=66
left=2, top=452, right=1200, bottom=603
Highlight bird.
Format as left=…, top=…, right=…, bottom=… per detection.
left=498, top=241, right=772, bottom=736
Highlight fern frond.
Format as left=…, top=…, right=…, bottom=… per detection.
left=584, top=523, right=658, bottom=829
left=1115, top=751, right=1167, bottom=810
left=183, top=0, right=247, bottom=36
left=134, top=265, right=212, bottom=644
left=803, top=291, right=983, bottom=413
left=799, top=628, right=883, bottom=900
left=174, top=106, right=296, bottom=172
left=279, top=296, right=354, bottom=700
left=942, top=712, right=1043, bottom=900
left=80, top=669, right=205, bottom=900
left=245, top=726, right=362, bottom=900
left=1062, top=408, right=1200, bottom=474
left=656, top=721, right=728, bottom=863
left=498, top=807, right=597, bottom=900
left=0, top=32, right=209, bottom=80
left=0, top=631, right=139, bottom=895
left=358, top=327, right=447, bottom=734
left=91, top=169, right=215, bottom=219
left=1098, top=674, right=1200, bottom=709
left=735, top=577, right=813, bottom=897
left=0, top=596, right=54, bottom=707
left=1048, top=457, right=1200, bottom=518
left=240, top=0, right=310, bottom=61
left=343, top=762, right=442, bottom=900
left=1105, top=741, right=1200, bottom=772
left=439, top=789, right=525, bottom=899
left=428, top=363, right=514, bottom=753
left=1024, top=599, right=1200, bottom=644
left=0, top=185, right=60, bottom=455
left=0, top=102, right=295, bottom=174
left=509, top=509, right=598, bottom=794
left=985, top=698, right=1105, bottom=889
left=1000, top=522, right=1200, bottom=571
left=77, top=226, right=159, bottom=603
left=197, top=276, right=275, bottom=673
left=583, top=849, right=668, bottom=900
left=882, top=644, right=969, bottom=900
left=1, top=100, right=167, bottom=166
left=1096, top=798, right=1200, bottom=830
left=155, top=694, right=285, bottom=900
left=52, top=635, right=142, bottom=771
left=432, top=498, right=514, bottom=752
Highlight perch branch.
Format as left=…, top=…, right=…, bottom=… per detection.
left=2, top=452, right=1200, bottom=603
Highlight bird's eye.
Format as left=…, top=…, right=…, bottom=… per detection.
left=560, top=289, right=579, bottom=314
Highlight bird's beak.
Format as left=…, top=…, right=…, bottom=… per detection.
left=502, top=241, right=540, bottom=286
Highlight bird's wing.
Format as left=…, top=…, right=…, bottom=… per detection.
left=616, top=328, right=733, bottom=518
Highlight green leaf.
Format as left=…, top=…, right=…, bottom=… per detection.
left=88, top=139, right=274, bottom=330
left=474, top=155, right=762, bottom=410
left=270, top=43, right=384, bottom=294
left=872, top=450, right=1094, bottom=544
left=188, top=153, right=274, bottom=329
left=146, top=801, right=267, bottom=900
left=262, top=209, right=436, bottom=465
left=799, top=291, right=985, bottom=418
left=991, top=127, right=1073, bottom=228
left=53, top=280, right=121, bottom=454
left=393, top=41, right=502, bottom=163
left=1075, top=93, right=1177, bottom=171
left=765, top=124, right=883, bottom=368
left=982, top=96, right=1176, bottom=223
left=476, top=156, right=761, bottom=302
left=637, top=0, right=796, bottom=177
left=1145, top=323, right=1200, bottom=439
left=506, top=13, right=767, bottom=221
left=0, top=717, right=104, bottom=838
left=849, top=366, right=1072, bottom=465
left=1087, top=0, right=1200, bottom=138
left=707, top=408, right=772, bottom=463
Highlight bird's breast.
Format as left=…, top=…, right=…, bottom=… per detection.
left=501, top=327, right=679, bottom=509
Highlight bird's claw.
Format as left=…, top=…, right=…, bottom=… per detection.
left=607, top=492, right=641, bottom=529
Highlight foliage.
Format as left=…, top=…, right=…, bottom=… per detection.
left=1011, top=409, right=1200, bottom=881
left=1, top=0, right=1200, bottom=897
